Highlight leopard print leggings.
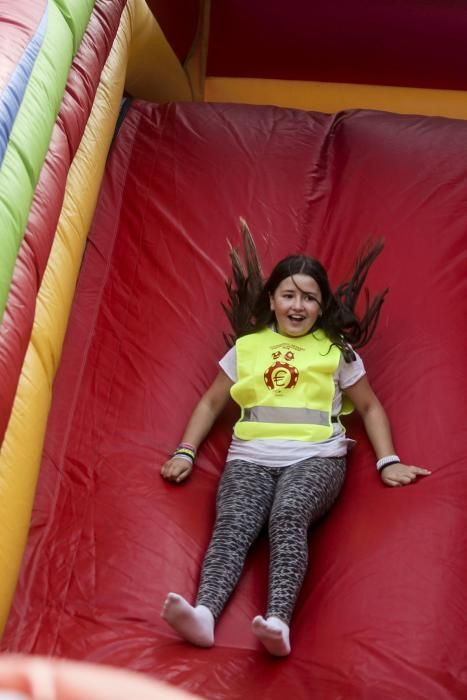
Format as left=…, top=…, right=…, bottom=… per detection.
left=196, top=456, right=346, bottom=624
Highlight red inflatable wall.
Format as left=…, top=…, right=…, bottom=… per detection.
left=207, top=0, right=467, bottom=89
left=3, top=102, right=466, bottom=699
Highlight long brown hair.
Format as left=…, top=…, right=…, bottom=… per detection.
left=223, top=220, right=388, bottom=361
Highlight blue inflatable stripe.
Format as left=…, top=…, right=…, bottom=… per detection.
left=0, top=5, right=48, bottom=168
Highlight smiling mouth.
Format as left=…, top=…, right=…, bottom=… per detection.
left=288, top=315, right=305, bottom=322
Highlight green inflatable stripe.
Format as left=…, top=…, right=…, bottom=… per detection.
left=54, top=0, right=96, bottom=54
left=0, top=0, right=95, bottom=320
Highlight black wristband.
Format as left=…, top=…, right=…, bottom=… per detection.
left=379, top=460, right=400, bottom=473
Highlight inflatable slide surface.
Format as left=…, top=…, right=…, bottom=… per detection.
left=0, top=2, right=466, bottom=699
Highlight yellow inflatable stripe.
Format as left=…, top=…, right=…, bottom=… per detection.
left=205, top=77, right=467, bottom=120
left=0, top=1, right=136, bottom=637
left=125, top=0, right=191, bottom=102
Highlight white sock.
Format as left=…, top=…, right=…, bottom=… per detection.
left=252, top=615, right=291, bottom=657
left=161, top=592, right=214, bottom=648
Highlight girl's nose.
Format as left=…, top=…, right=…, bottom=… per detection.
left=291, top=296, right=304, bottom=310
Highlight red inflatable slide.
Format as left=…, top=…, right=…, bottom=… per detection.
left=3, top=101, right=467, bottom=699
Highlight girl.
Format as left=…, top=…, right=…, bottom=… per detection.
left=160, top=230, right=429, bottom=657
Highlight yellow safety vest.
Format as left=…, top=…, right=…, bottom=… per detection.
left=231, top=327, right=353, bottom=442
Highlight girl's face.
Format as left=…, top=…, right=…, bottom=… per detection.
left=269, top=274, right=322, bottom=337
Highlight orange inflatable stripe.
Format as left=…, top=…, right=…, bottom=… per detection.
left=204, top=77, right=467, bottom=120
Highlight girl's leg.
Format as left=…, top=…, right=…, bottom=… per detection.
left=253, top=456, right=346, bottom=656
left=197, top=460, right=276, bottom=614
left=162, top=460, right=275, bottom=646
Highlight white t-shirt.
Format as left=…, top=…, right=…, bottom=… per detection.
left=219, top=344, right=365, bottom=467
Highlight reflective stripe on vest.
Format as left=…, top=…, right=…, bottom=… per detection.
left=231, top=327, right=353, bottom=442
left=241, top=406, right=329, bottom=426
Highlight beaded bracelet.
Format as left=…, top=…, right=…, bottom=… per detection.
left=173, top=442, right=197, bottom=464
left=376, top=454, right=400, bottom=471
left=179, top=442, right=196, bottom=453
left=173, top=453, right=194, bottom=465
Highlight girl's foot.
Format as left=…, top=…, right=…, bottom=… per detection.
left=161, top=593, right=214, bottom=647
left=252, top=615, right=291, bottom=656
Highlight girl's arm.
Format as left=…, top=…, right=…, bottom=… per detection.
left=344, top=375, right=431, bottom=487
left=161, top=370, right=234, bottom=484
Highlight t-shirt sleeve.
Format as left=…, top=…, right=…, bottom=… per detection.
left=219, top=346, right=237, bottom=382
left=338, top=349, right=366, bottom=389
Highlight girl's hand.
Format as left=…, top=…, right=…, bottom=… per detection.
left=380, top=463, right=431, bottom=487
left=161, top=457, right=193, bottom=484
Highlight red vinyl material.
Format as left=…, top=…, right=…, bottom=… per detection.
left=3, top=102, right=467, bottom=699
left=207, top=0, right=467, bottom=90
left=0, top=0, right=126, bottom=443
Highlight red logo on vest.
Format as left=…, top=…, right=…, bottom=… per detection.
left=264, top=360, right=299, bottom=390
